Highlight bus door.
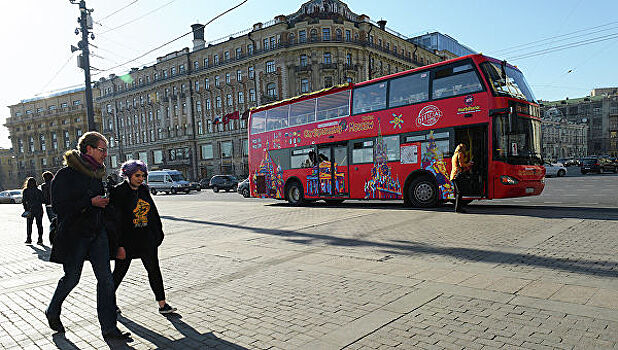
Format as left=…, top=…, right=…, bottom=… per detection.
left=454, top=125, right=488, bottom=197
left=316, top=143, right=349, bottom=197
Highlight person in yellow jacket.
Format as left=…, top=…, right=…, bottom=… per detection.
left=450, top=144, right=474, bottom=213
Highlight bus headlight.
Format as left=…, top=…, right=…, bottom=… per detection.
left=500, top=175, right=519, bottom=185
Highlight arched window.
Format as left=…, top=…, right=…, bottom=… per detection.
left=310, top=29, right=318, bottom=42
left=266, top=83, right=277, bottom=98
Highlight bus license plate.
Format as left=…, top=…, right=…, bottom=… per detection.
left=525, top=187, right=534, bottom=194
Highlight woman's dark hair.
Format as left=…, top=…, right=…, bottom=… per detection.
left=23, top=177, right=37, bottom=189
left=42, top=171, right=54, bottom=182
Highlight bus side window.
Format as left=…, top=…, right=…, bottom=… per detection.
left=250, top=111, right=266, bottom=134
left=389, top=72, right=429, bottom=108
left=352, top=140, right=374, bottom=164
left=316, top=90, right=350, bottom=121
left=290, top=98, right=316, bottom=126
left=432, top=64, right=483, bottom=99
left=266, top=105, right=289, bottom=131
left=291, top=147, right=314, bottom=168
left=352, top=83, right=386, bottom=114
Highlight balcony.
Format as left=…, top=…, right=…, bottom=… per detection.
left=261, top=95, right=278, bottom=104
left=295, top=64, right=312, bottom=73
left=320, top=63, right=337, bottom=70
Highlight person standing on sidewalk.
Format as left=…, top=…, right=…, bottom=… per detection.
left=41, top=171, right=55, bottom=223
left=450, top=143, right=474, bottom=213
left=110, top=160, right=177, bottom=315
left=22, top=177, right=44, bottom=244
left=46, top=131, right=130, bottom=341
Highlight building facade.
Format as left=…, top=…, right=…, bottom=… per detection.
left=4, top=88, right=101, bottom=188
left=540, top=88, right=618, bottom=157
left=0, top=148, right=16, bottom=190
left=540, top=111, right=588, bottom=161
left=96, top=0, right=446, bottom=180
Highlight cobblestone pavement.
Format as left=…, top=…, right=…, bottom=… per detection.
left=0, top=188, right=617, bottom=349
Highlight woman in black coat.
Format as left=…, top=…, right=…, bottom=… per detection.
left=110, top=160, right=176, bottom=314
left=22, top=177, right=44, bottom=244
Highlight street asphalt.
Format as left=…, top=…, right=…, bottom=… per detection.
left=0, top=173, right=616, bottom=349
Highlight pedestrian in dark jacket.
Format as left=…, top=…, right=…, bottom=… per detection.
left=45, top=131, right=130, bottom=341
left=41, top=171, right=55, bottom=222
left=22, top=177, right=44, bottom=244
left=110, top=160, right=176, bottom=315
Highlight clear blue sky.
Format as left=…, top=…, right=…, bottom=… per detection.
left=1, top=0, right=617, bottom=149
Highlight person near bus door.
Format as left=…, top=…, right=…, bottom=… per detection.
left=450, top=144, right=474, bottom=213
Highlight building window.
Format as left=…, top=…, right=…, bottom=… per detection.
left=266, top=61, right=275, bottom=73
left=226, top=94, right=233, bottom=106
left=73, top=100, right=81, bottom=106
left=193, top=61, right=199, bottom=70
left=18, top=138, right=23, bottom=153
left=153, top=150, right=163, bottom=164
left=201, top=144, right=213, bottom=159
left=324, top=52, right=332, bottom=64
left=40, top=134, right=46, bottom=151
left=171, top=66, right=176, bottom=76
left=263, top=38, right=269, bottom=50
left=247, top=44, right=253, bottom=55
left=248, top=66, right=255, bottom=79
left=299, top=30, right=306, bottom=43
left=270, top=36, right=276, bottom=49
left=220, top=141, right=233, bottom=158
left=197, top=120, right=203, bottom=135
left=195, top=81, right=200, bottom=92
left=224, top=51, right=230, bottom=61
left=310, top=29, right=317, bottom=42
left=301, top=79, right=309, bottom=93
left=300, top=54, right=308, bottom=67
left=225, top=73, right=231, bottom=84
left=204, top=57, right=209, bottom=67
left=237, top=69, right=242, bottom=81
left=235, top=47, right=241, bottom=58
left=214, top=54, right=219, bottom=64
left=215, top=75, right=220, bottom=87
left=346, top=53, right=352, bottom=65
left=324, top=76, right=333, bottom=88
left=322, top=28, right=331, bottom=41
left=206, top=99, right=211, bottom=110
left=216, top=96, right=222, bottom=108
left=336, top=29, right=342, bottom=41
left=249, top=89, right=256, bottom=102
left=238, top=91, right=244, bottom=104
left=204, top=78, right=209, bottom=89
left=196, top=101, right=202, bottom=113
left=242, top=139, right=248, bottom=157
left=267, top=83, right=277, bottom=98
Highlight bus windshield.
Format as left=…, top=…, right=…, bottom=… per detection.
left=493, top=114, right=542, bottom=165
left=481, top=62, right=536, bottom=103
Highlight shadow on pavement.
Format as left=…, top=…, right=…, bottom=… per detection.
left=267, top=201, right=618, bottom=221
left=116, top=313, right=247, bottom=349
left=28, top=243, right=51, bottom=261
left=52, top=333, right=80, bottom=350
left=161, top=214, right=618, bottom=278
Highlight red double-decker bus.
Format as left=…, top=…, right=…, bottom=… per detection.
left=248, top=54, right=545, bottom=207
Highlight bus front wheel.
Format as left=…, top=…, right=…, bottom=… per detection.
left=286, top=181, right=305, bottom=206
left=408, top=177, right=438, bottom=208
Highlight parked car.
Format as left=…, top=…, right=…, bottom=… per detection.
left=189, top=181, right=201, bottom=192
left=580, top=156, right=618, bottom=174
left=0, top=190, right=23, bottom=204
left=199, top=178, right=211, bottom=189
left=557, top=158, right=578, bottom=167
left=147, top=169, right=192, bottom=194
left=543, top=162, right=567, bottom=177
left=209, top=175, right=238, bottom=193
left=238, top=178, right=250, bottom=198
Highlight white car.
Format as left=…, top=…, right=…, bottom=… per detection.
left=0, top=189, right=23, bottom=204
left=544, top=162, right=567, bottom=177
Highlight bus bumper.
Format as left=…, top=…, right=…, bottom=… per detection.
left=493, top=178, right=545, bottom=198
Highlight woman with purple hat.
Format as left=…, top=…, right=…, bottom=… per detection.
left=109, top=160, right=176, bottom=314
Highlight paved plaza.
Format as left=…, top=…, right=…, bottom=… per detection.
left=0, top=174, right=617, bottom=349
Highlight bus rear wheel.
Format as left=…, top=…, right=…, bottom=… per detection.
left=286, top=181, right=305, bottom=206
left=408, top=176, right=439, bottom=208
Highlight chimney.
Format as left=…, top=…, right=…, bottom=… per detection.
left=377, top=19, right=387, bottom=30
left=191, top=23, right=205, bottom=51
left=252, top=22, right=263, bottom=31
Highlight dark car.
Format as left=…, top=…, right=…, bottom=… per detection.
left=237, top=178, right=250, bottom=198
left=199, top=178, right=210, bottom=189
left=189, top=181, right=201, bottom=192
left=580, top=156, right=618, bottom=174
left=209, top=175, right=238, bottom=192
